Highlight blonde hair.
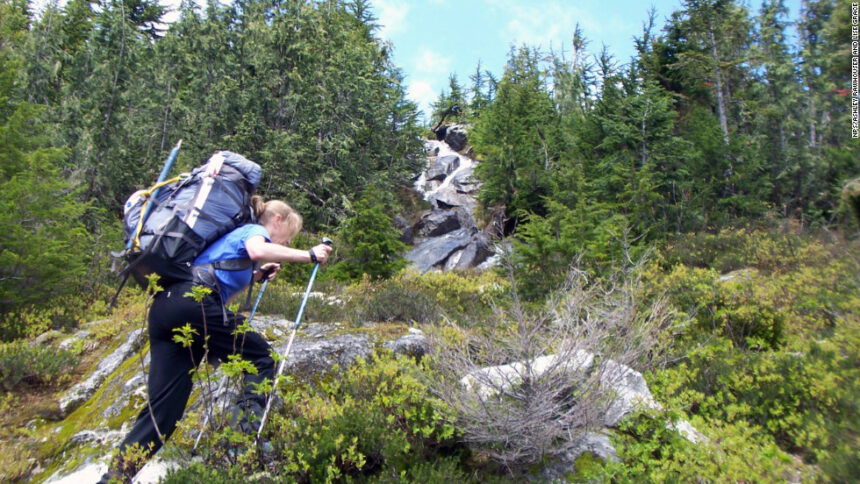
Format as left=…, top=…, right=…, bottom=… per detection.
left=251, top=195, right=303, bottom=238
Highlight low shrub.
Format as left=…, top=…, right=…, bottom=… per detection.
left=580, top=410, right=794, bottom=483
left=0, top=340, right=79, bottom=390
left=659, top=228, right=825, bottom=274
left=183, top=351, right=465, bottom=483
left=348, top=270, right=507, bottom=326
left=648, top=330, right=860, bottom=466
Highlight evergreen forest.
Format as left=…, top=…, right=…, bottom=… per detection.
left=0, top=0, right=858, bottom=482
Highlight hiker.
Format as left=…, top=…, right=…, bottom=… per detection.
left=98, top=195, right=332, bottom=483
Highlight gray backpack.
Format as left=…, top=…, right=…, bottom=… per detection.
left=114, top=151, right=262, bottom=290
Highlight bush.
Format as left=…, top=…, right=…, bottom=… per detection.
left=650, top=235, right=860, bottom=349
left=329, top=197, right=408, bottom=282
left=184, top=352, right=464, bottom=483
left=582, top=410, right=794, bottom=482
left=649, top=331, right=860, bottom=466
left=659, top=228, right=832, bottom=275
left=348, top=270, right=507, bottom=326
left=0, top=340, right=79, bottom=390
left=433, top=261, right=675, bottom=472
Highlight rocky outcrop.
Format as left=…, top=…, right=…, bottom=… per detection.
left=407, top=130, right=497, bottom=273
left=460, top=351, right=706, bottom=467
left=443, top=124, right=468, bottom=151
left=44, top=316, right=429, bottom=484
left=58, top=328, right=146, bottom=417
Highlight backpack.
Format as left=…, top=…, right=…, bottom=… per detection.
left=113, top=151, right=262, bottom=295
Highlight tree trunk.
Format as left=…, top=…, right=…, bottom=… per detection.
left=708, top=25, right=730, bottom=144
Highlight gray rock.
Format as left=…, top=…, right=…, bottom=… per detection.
left=405, top=228, right=474, bottom=273
left=413, top=209, right=464, bottom=237
left=449, top=165, right=478, bottom=194
left=59, top=328, right=146, bottom=416
left=426, top=155, right=460, bottom=181
left=460, top=351, right=703, bottom=444
left=718, top=268, right=754, bottom=282
left=444, top=125, right=468, bottom=151
left=570, top=431, right=619, bottom=461
left=540, top=432, right=619, bottom=483
left=58, top=329, right=93, bottom=352
left=279, top=333, right=373, bottom=377
left=70, top=429, right=125, bottom=446
left=451, top=232, right=494, bottom=269
left=429, top=189, right=474, bottom=210
left=599, top=360, right=661, bottom=427
left=383, top=328, right=429, bottom=358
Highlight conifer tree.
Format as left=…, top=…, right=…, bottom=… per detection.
left=0, top=0, right=91, bottom=332
left=472, top=46, right=558, bottom=223
left=331, top=195, right=407, bottom=281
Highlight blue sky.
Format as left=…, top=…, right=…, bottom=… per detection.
left=368, top=0, right=804, bottom=122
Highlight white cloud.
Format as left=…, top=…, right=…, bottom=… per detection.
left=372, top=0, right=410, bottom=40
left=483, top=0, right=636, bottom=55
left=408, top=80, right=437, bottom=118
left=414, top=47, right=453, bottom=75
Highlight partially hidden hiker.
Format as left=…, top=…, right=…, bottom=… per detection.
left=98, top=195, right=332, bottom=484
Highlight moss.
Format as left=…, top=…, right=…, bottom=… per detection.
left=30, top=340, right=151, bottom=482
left=568, top=452, right=605, bottom=481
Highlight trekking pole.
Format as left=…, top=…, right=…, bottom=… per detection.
left=257, top=238, right=333, bottom=438
left=192, top=264, right=276, bottom=452
left=126, top=140, right=183, bottom=251
left=111, top=140, right=183, bottom=309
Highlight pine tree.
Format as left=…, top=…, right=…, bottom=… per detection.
left=331, top=196, right=407, bottom=281
left=472, top=46, right=558, bottom=223
left=0, top=0, right=91, bottom=333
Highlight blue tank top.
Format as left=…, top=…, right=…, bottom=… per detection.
left=194, top=224, right=270, bottom=302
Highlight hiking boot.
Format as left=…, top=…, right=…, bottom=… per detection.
left=227, top=398, right=265, bottom=435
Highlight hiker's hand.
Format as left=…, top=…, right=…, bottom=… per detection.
left=309, top=244, right=332, bottom=264
left=257, top=263, right=280, bottom=281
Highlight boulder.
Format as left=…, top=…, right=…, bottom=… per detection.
left=278, top=334, right=374, bottom=377
left=460, top=351, right=704, bottom=442
left=426, top=155, right=460, bottom=182
left=59, top=328, right=146, bottom=416
left=405, top=228, right=474, bottom=273
left=444, top=125, right=468, bottom=151
left=412, top=208, right=468, bottom=238
left=429, top=189, right=474, bottom=210
left=382, top=328, right=429, bottom=358
left=450, top=231, right=494, bottom=269
left=450, top=164, right=479, bottom=194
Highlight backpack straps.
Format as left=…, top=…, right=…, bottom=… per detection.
left=191, top=258, right=259, bottom=324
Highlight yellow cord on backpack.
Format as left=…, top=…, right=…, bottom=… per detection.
left=131, top=176, right=182, bottom=251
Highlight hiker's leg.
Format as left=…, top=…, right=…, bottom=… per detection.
left=112, top=287, right=203, bottom=475
left=237, top=329, right=275, bottom=404
left=206, top=309, right=274, bottom=432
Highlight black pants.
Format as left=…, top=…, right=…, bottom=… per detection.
left=117, top=281, right=274, bottom=459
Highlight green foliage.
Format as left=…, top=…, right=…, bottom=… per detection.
left=652, top=230, right=860, bottom=347
left=348, top=270, right=507, bottom=325
left=0, top=3, right=92, bottom=335
left=181, top=351, right=464, bottom=483
left=0, top=340, right=79, bottom=390
left=640, top=229, right=860, bottom=481
left=649, top=332, right=859, bottom=467
left=330, top=196, right=408, bottom=281
left=472, top=46, right=558, bottom=220
left=583, top=410, right=793, bottom=482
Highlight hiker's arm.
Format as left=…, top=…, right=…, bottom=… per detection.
left=246, top=235, right=330, bottom=264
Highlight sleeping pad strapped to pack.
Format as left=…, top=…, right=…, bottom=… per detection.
left=117, top=151, right=262, bottom=288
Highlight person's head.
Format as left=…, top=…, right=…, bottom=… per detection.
left=251, top=195, right=302, bottom=245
